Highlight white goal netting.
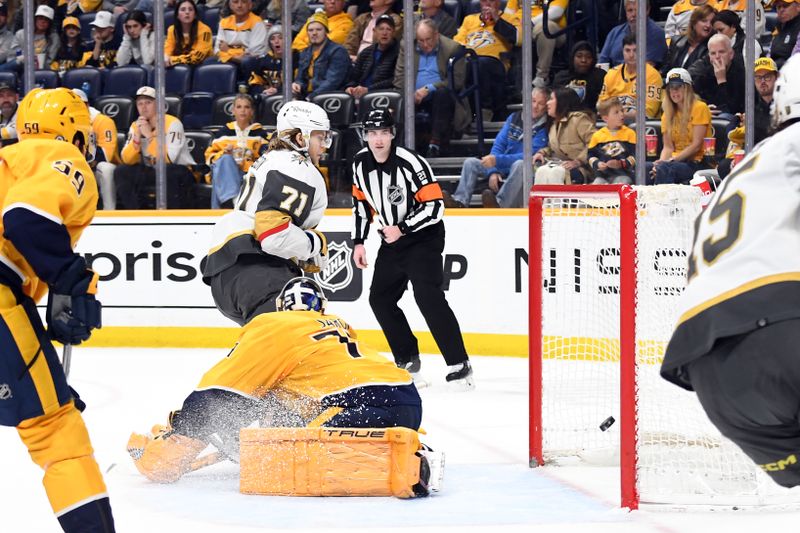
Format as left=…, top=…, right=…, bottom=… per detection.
left=534, top=185, right=800, bottom=507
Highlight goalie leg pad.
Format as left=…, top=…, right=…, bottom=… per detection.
left=127, top=425, right=207, bottom=483
left=239, top=427, right=431, bottom=498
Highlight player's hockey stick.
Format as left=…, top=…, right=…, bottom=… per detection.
left=189, top=451, right=227, bottom=472
left=62, top=344, right=72, bottom=379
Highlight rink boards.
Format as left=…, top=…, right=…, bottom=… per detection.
left=66, top=208, right=689, bottom=357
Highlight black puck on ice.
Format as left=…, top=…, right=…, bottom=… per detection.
left=599, top=416, right=615, bottom=432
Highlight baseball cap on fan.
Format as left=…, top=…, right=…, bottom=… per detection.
left=665, top=68, right=692, bottom=88
left=72, top=88, right=89, bottom=103
left=35, top=4, right=54, bottom=20
left=135, top=86, right=156, bottom=99
left=91, top=10, right=114, bottom=28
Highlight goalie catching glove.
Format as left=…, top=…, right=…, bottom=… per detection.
left=298, top=228, right=328, bottom=273
left=47, top=257, right=102, bottom=345
left=127, top=423, right=208, bottom=483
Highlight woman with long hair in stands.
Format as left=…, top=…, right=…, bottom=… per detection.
left=650, top=68, right=713, bottom=184
left=661, top=4, right=716, bottom=77
left=164, top=0, right=214, bottom=66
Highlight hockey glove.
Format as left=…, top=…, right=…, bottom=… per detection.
left=46, top=257, right=102, bottom=345
left=299, top=229, right=328, bottom=274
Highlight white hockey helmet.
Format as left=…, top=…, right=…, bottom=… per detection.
left=772, top=54, right=800, bottom=128
left=276, top=100, right=330, bottom=136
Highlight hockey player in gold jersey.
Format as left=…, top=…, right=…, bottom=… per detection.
left=0, top=88, right=114, bottom=531
left=128, top=277, right=424, bottom=489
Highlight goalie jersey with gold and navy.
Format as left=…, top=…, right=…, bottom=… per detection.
left=202, top=148, right=328, bottom=280
left=0, top=138, right=97, bottom=302
left=196, top=310, right=416, bottom=419
left=662, top=121, right=800, bottom=390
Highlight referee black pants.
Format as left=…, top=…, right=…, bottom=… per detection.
left=368, top=222, right=468, bottom=367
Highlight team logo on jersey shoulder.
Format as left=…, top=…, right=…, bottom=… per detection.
left=0, top=383, right=12, bottom=400
left=291, top=152, right=309, bottom=165
left=387, top=185, right=405, bottom=205
left=316, top=241, right=353, bottom=293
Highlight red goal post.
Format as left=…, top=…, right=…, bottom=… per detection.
left=528, top=184, right=800, bottom=510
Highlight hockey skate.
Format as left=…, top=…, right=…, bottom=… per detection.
left=398, top=356, right=431, bottom=389
left=445, top=360, right=475, bottom=391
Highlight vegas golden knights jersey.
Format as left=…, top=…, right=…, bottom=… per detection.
left=663, top=122, right=800, bottom=389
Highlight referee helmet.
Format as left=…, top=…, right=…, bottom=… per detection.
left=360, top=108, right=395, bottom=140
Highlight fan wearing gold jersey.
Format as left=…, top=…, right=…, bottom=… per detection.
left=0, top=88, right=114, bottom=531
left=598, top=34, right=664, bottom=121
left=128, top=277, right=423, bottom=486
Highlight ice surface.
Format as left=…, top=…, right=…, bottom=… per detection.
left=1, top=349, right=796, bottom=532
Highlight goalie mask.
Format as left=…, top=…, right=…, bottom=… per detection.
left=276, top=277, right=328, bottom=313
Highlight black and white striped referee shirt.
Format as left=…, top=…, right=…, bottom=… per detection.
left=351, top=146, right=444, bottom=244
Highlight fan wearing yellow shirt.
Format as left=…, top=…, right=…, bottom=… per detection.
left=504, top=0, right=569, bottom=87
left=598, top=34, right=664, bottom=121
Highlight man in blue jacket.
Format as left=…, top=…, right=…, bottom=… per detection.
left=444, top=86, right=550, bottom=208
left=598, top=0, right=667, bottom=69
left=292, top=10, right=351, bottom=100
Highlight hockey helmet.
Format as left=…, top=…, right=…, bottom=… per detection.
left=772, top=54, right=800, bottom=128
left=360, top=108, right=395, bottom=141
left=276, top=276, right=328, bottom=313
left=16, top=87, right=95, bottom=160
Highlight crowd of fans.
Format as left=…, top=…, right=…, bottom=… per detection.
left=0, top=0, right=791, bottom=209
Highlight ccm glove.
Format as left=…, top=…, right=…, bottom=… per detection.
left=47, top=258, right=102, bottom=345
left=300, top=229, right=328, bottom=273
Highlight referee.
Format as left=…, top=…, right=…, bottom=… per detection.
left=351, top=109, right=474, bottom=390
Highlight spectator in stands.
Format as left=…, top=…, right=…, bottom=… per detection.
left=11, top=0, right=59, bottom=33
left=116, top=10, right=154, bottom=66
left=51, top=16, right=87, bottom=74
left=598, top=35, right=664, bottom=121
left=84, top=10, right=117, bottom=68
left=664, top=0, right=717, bottom=41
left=444, top=86, right=550, bottom=209
left=770, top=0, right=800, bottom=68
left=345, top=0, right=403, bottom=62
left=346, top=14, right=399, bottom=100
left=689, top=33, right=745, bottom=119
left=415, top=0, right=458, bottom=39
left=454, top=0, right=516, bottom=120
left=292, top=0, right=353, bottom=51
left=3, top=4, right=59, bottom=72
left=292, top=10, right=351, bottom=100
left=716, top=0, right=765, bottom=36
left=0, top=80, right=18, bottom=146
left=249, top=24, right=291, bottom=96
left=260, top=0, right=312, bottom=34
left=533, top=87, right=596, bottom=184
left=213, top=0, right=267, bottom=79
left=503, top=0, right=568, bottom=88
left=164, top=0, right=213, bottom=67
left=104, top=0, right=138, bottom=18
left=661, top=4, right=714, bottom=76
left=712, top=9, right=762, bottom=60
left=588, top=97, right=636, bottom=184
left=718, top=56, right=777, bottom=178
left=553, top=40, right=606, bottom=113
left=115, top=86, right=197, bottom=209
left=0, top=4, right=15, bottom=71
left=598, top=0, right=667, bottom=69
left=205, top=94, right=270, bottom=208
left=394, top=18, right=470, bottom=157
left=73, top=88, right=120, bottom=209
left=59, top=0, right=103, bottom=17
left=649, top=68, right=712, bottom=184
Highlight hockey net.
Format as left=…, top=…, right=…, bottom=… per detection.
left=528, top=184, right=800, bottom=509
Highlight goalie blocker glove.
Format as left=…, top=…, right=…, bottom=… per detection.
left=47, top=256, right=102, bottom=345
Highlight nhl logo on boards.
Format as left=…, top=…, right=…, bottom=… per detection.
left=387, top=185, right=404, bottom=205
left=0, top=383, right=12, bottom=400
left=316, top=241, right=353, bottom=294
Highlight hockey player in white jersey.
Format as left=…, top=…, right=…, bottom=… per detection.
left=201, top=101, right=332, bottom=325
left=662, top=53, right=800, bottom=488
